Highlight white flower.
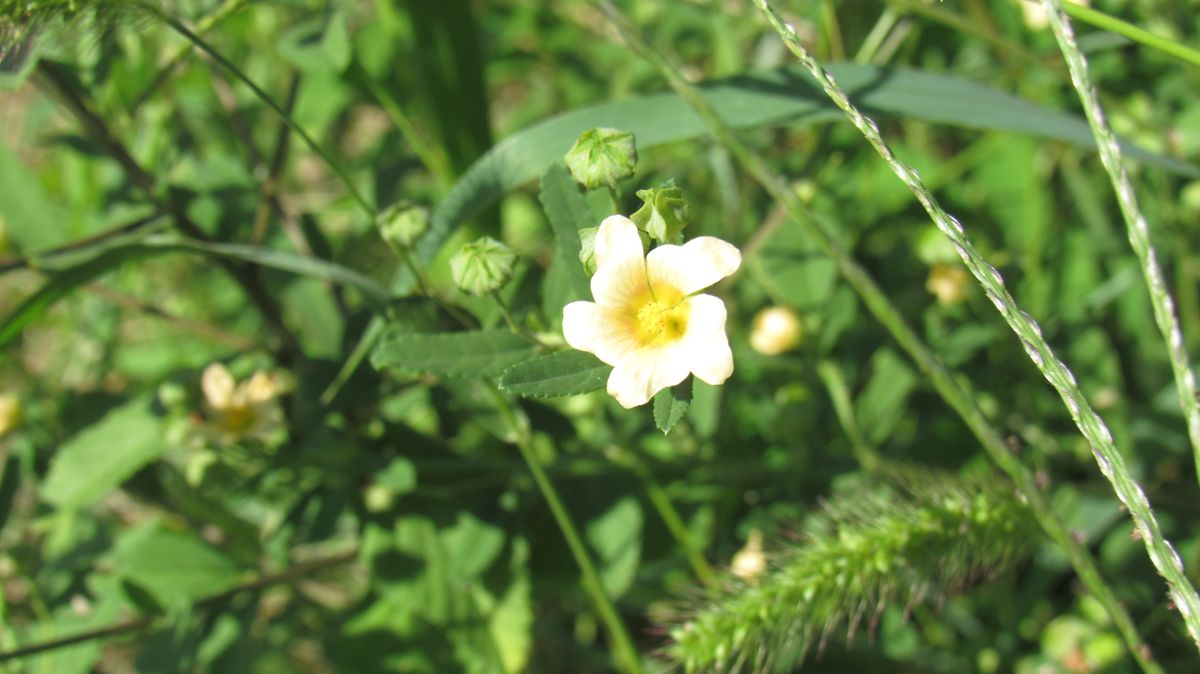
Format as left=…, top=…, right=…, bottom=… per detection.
left=563, top=215, right=741, bottom=408
left=730, top=529, right=767, bottom=581
left=198, top=363, right=284, bottom=445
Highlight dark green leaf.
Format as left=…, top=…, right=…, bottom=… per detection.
left=855, top=348, right=917, bottom=445
left=584, top=495, right=643, bottom=598
left=654, top=378, right=693, bottom=435
left=371, top=329, right=535, bottom=378
left=499, top=350, right=609, bottom=398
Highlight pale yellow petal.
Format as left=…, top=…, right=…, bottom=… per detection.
left=593, top=215, right=644, bottom=270
left=590, top=256, right=649, bottom=310
left=201, top=363, right=236, bottom=409
left=605, top=347, right=690, bottom=409
left=647, top=236, right=741, bottom=296
left=241, top=372, right=281, bottom=404
left=680, top=294, right=734, bottom=386
left=563, top=301, right=638, bottom=366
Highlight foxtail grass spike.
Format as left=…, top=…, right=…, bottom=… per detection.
left=668, top=469, right=1037, bottom=673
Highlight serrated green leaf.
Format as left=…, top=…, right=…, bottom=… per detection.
left=42, top=398, right=164, bottom=510
left=539, top=163, right=592, bottom=312
left=654, top=378, right=693, bottom=435
left=371, top=329, right=535, bottom=378
left=499, top=350, right=609, bottom=398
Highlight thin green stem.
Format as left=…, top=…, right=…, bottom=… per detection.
left=598, top=2, right=1165, bottom=670
left=753, top=0, right=1200, bottom=655
left=139, top=3, right=377, bottom=220
left=497, top=401, right=644, bottom=674
left=855, top=8, right=901, bottom=64
left=816, top=360, right=883, bottom=472
left=883, top=0, right=1046, bottom=68
left=607, top=446, right=717, bottom=588
left=1039, top=0, right=1200, bottom=492
left=130, top=0, right=247, bottom=112
left=1061, top=2, right=1200, bottom=68
left=354, top=64, right=456, bottom=190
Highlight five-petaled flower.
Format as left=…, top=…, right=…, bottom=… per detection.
left=563, top=215, right=741, bottom=408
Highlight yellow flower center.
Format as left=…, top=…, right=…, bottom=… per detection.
left=633, top=292, right=689, bottom=347
left=222, top=404, right=256, bottom=434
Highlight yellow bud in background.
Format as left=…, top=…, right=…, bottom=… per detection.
left=0, top=394, right=21, bottom=437
left=750, top=306, right=802, bottom=355
left=731, top=529, right=767, bottom=581
left=926, top=263, right=969, bottom=306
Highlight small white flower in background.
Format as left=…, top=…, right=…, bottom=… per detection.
left=730, top=529, right=767, bottom=580
left=0, top=393, right=21, bottom=437
left=926, top=262, right=969, bottom=306
left=563, top=215, right=741, bottom=408
left=1020, top=0, right=1089, bottom=30
left=749, top=306, right=802, bottom=355
left=198, top=363, right=284, bottom=445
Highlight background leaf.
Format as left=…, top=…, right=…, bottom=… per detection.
left=41, top=397, right=164, bottom=510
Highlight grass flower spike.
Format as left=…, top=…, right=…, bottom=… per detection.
left=563, top=215, right=740, bottom=408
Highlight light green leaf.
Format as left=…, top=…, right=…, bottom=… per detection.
left=371, top=329, right=536, bottom=378
left=854, top=348, right=918, bottom=445
left=278, top=8, right=352, bottom=74
left=416, top=63, right=1199, bottom=270
left=0, top=142, right=69, bottom=252
left=585, top=495, right=643, bottom=598
left=654, top=378, right=694, bottom=435
left=499, top=350, right=609, bottom=398
left=42, top=398, right=164, bottom=510
left=111, top=523, right=245, bottom=605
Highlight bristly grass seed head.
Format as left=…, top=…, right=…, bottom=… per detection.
left=666, top=466, right=1038, bottom=673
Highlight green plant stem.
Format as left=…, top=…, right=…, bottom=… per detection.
left=497, top=402, right=644, bottom=674
left=1059, top=2, right=1200, bottom=68
left=0, top=547, right=357, bottom=663
left=606, top=185, right=622, bottom=214
left=816, top=360, right=883, bottom=472
left=753, top=0, right=1200, bottom=654
left=130, top=0, right=247, bottom=112
left=354, top=63, right=456, bottom=190
left=1039, top=0, right=1200, bottom=491
left=855, top=7, right=901, bottom=64
left=139, top=3, right=377, bottom=220
left=607, top=446, right=717, bottom=588
left=883, top=0, right=1045, bottom=68
left=598, top=2, right=1164, bottom=670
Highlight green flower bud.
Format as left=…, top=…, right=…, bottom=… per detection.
left=630, top=179, right=688, bottom=244
left=564, top=127, right=637, bottom=190
left=450, top=236, right=517, bottom=295
left=577, top=226, right=599, bottom=275
left=377, top=202, right=430, bottom=251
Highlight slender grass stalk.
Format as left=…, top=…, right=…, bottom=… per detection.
left=606, top=445, right=718, bottom=588
left=1038, top=0, right=1200, bottom=488
left=854, top=8, right=900, bottom=65
left=353, top=63, right=457, bottom=190
left=135, top=3, right=377, bottom=220
left=595, top=3, right=1164, bottom=670
left=129, top=0, right=247, bottom=112
left=493, top=397, right=644, bottom=674
left=752, top=0, right=1200, bottom=650
left=816, top=360, right=883, bottom=472
left=1057, top=2, right=1200, bottom=69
